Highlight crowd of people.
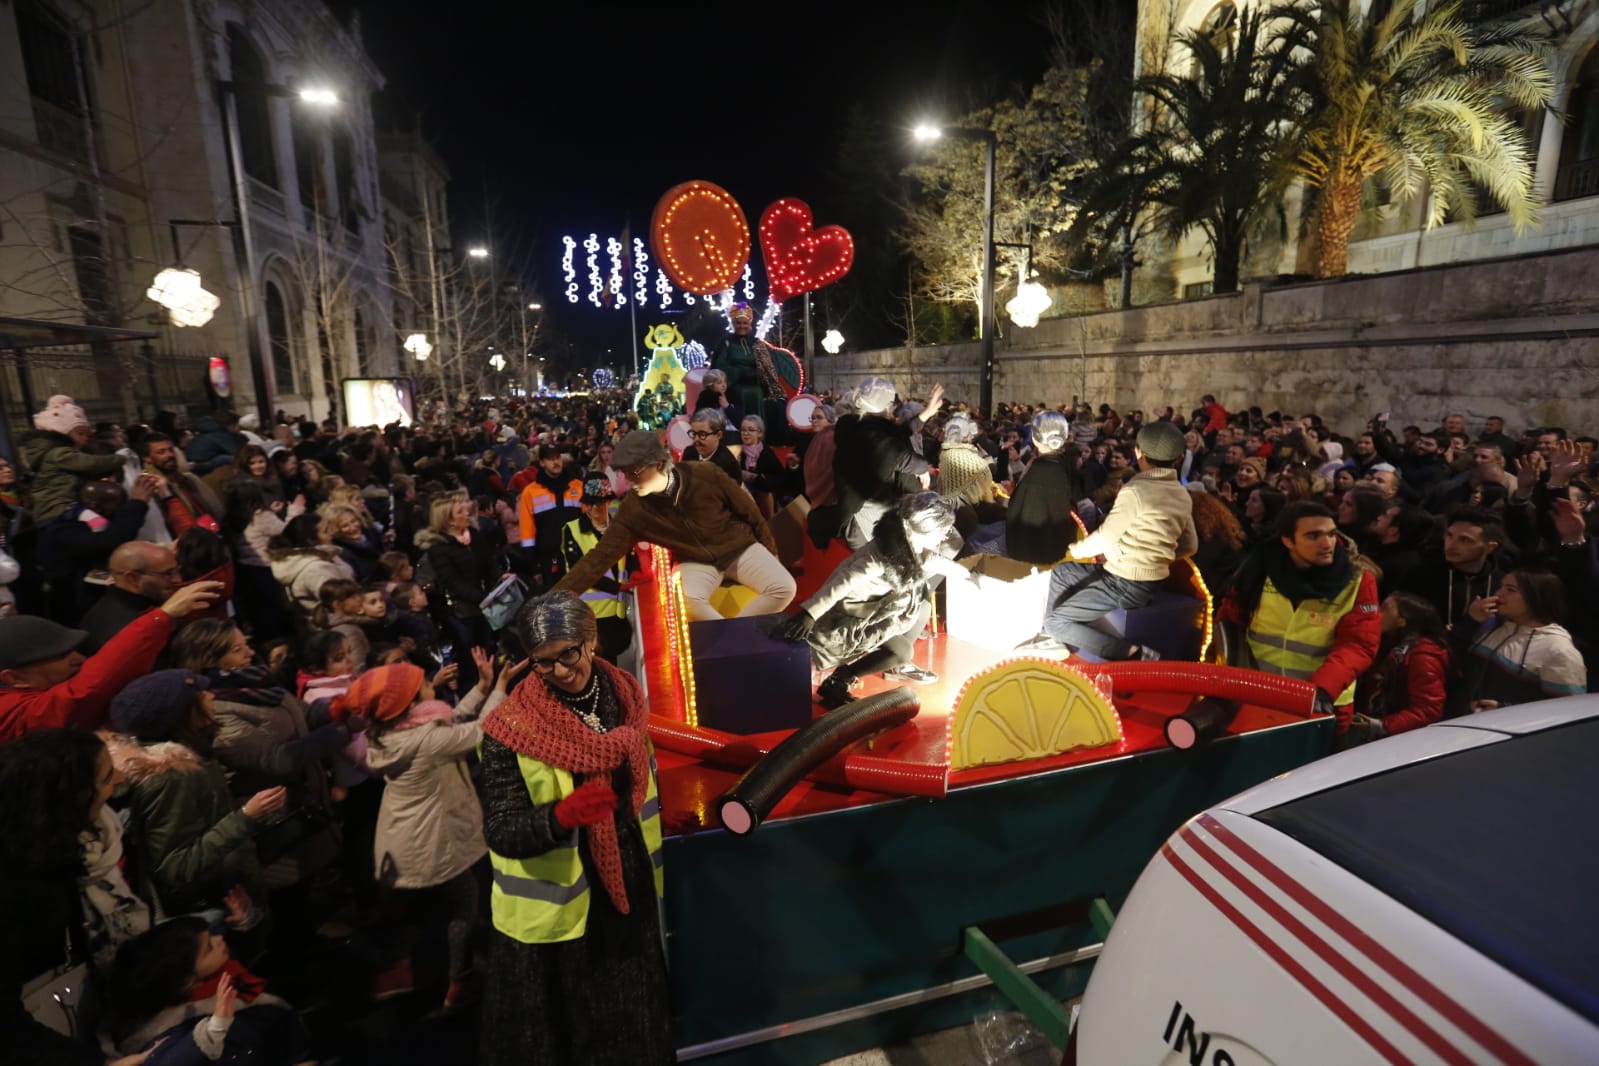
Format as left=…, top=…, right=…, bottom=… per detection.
left=0, top=377, right=1592, bottom=1065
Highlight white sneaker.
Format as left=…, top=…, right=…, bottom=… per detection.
left=883, top=663, right=939, bottom=684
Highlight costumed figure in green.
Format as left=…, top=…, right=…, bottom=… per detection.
left=711, top=302, right=797, bottom=444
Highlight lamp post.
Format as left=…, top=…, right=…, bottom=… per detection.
left=217, top=80, right=338, bottom=426
left=914, top=122, right=996, bottom=417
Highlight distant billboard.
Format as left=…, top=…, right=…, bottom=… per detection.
left=342, top=377, right=416, bottom=428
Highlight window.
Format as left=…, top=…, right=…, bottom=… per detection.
left=226, top=25, right=278, bottom=189
left=16, top=0, right=91, bottom=160
left=333, top=126, right=358, bottom=233
left=265, top=282, right=297, bottom=393
left=1555, top=47, right=1599, bottom=202
left=1183, top=280, right=1214, bottom=299
left=68, top=225, right=113, bottom=324
left=293, top=116, right=320, bottom=224
left=353, top=307, right=369, bottom=375
left=1198, top=1, right=1237, bottom=54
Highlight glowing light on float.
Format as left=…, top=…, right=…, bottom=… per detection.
left=680, top=340, right=709, bottom=369
left=592, top=367, right=617, bottom=389
left=650, top=179, right=750, bottom=294
left=758, top=197, right=855, bottom=304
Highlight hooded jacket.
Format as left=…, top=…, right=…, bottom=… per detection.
left=102, top=732, right=265, bottom=914
left=17, top=429, right=126, bottom=523
left=364, top=687, right=503, bottom=890
left=269, top=546, right=356, bottom=614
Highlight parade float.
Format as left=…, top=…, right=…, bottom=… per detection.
left=572, top=181, right=1336, bottom=1063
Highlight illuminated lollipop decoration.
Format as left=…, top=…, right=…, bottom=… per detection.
left=592, top=367, right=617, bottom=389
left=758, top=198, right=855, bottom=304
left=650, top=180, right=751, bottom=295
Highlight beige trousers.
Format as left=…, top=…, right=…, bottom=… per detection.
left=675, top=543, right=796, bottom=623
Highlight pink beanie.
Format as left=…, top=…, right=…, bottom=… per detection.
left=33, top=395, right=89, bottom=436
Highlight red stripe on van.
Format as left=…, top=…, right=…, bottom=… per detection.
left=1198, top=813, right=1536, bottom=1066
left=1179, top=826, right=1473, bottom=1065
left=1159, top=843, right=1410, bottom=1065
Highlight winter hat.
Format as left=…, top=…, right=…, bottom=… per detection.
left=854, top=378, right=897, bottom=416
left=238, top=412, right=261, bottom=432
left=498, top=425, right=517, bottom=443
left=1136, top=421, right=1187, bottom=462
left=33, top=395, right=90, bottom=436
left=611, top=431, right=668, bottom=470
left=332, top=662, right=425, bottom=722
left=0, top=615, right=88, bottom=670
left=581, top=476, right=614, bottom=505
left=110, top=670, right=211, bottom=741
left=937, top=443, right=996, bottom=505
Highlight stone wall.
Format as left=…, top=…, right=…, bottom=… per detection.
left=819, top=244, right=1599, bottom=434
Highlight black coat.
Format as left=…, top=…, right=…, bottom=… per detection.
left=418, top=521, right=505, bottom=618
left=80, top=585, right=159, bottom=655
left=832, top=415, right=929, bottom=529
left=1006, top=454, right=1086, bottom=566
left=0, top=868, right=100, bottom=1065
left=683, top=445, right=742, bottom=486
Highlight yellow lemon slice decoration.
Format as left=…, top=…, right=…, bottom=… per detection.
left=949, top=659, right=1121, bottom=770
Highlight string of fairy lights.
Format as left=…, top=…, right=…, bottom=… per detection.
left=561, top=230, right=780, bottom=338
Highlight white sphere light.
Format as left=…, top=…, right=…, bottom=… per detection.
left=821, top=329, right=845, bottom=354
left=1006, top=279, right=1053, bottom=329
left=404, top=333, right=432, bottom=361
left=147, top=267, right=220, bottom=328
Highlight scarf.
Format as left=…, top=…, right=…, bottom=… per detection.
left=1232, top=539, right=1353, bottom=617
left=481, top=658, right=650, bottom=914
left=391, top=698, right=455, bottom=731
left=190, top=958, right=267, bottom=1004
left=743, top=441, right=765, bottom=468
left=78, top=806, right=151, bottom=973
left=205, top=664, right=288, bottom=707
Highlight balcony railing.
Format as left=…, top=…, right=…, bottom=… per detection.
left=1554, top=159, right=1599, bottom=202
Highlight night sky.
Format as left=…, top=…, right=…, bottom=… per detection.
left=343, top=1, right=1076, bottom=361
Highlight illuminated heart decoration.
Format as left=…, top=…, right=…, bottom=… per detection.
left=650, top=180, right=750, bottom=295
left=759, top=198, right=855, bottom=303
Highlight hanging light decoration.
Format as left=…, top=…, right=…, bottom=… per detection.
left=821, top=328, right=845, bottom=354
left=403, top=333, right=432, bottom=361
left=1006, top=278, right=1053, bottom=329
left=147, top=267, right=220, bottom=328
left=561, top=236, right=578, bottom=303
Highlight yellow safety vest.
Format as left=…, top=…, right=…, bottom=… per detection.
left=485, top=743, right=663, bottom=945
left=1247, top=574, right=1363, bottom=705
left=561, top=519, right=628, bottom=620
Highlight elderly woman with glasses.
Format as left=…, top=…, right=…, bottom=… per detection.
left=477, top=591, right=672, bottom=1066
left=737, top=414, right=788, bottom=520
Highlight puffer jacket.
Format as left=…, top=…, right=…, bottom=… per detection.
left=17, top=428, right=125, bottom=522
left=184, top=416, right=241, bottom=466
left=364, top=688, right=503, bottom=890
left=269, top=546, right=355, bottom=614
left=101, top=732, right=265, bottom=915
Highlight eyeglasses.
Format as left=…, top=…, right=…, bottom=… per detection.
left=622, top=463, right=659, bottom=482
left=688, top=430, right=717, bottom=440
left=530, top=644, right=587, bottom=674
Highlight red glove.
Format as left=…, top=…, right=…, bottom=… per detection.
left=552, top=780, right=618, bottom=830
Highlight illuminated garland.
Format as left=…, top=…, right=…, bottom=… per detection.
left=606, top=237, right=626, bottom=307
left=633, top=237, right=650, bottom=307
left=741, top=262, right=755, bottom=301
left=562, top=236, right=578, bottom=304
left=654, top=268, right=673, bottom=308
left=584, top=233, right=602, bottom=308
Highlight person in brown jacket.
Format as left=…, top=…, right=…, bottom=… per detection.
left=552, top=432, right=795, bottom=622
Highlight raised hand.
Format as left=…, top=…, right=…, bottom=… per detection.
left=495, top=658, right=532, bottom=693
left=1513, top=451, right=1545, bottom=498
left=1551, top=497, right=1587, bottom=543
left=1548, top=439, right=1583, bottom=487
left=242, top=786, right=288, bottom=821
left=472, top=647, right=496, bottom=694
left=432, top=662, right=460, bottom=690
left=214, top=972, right=237, bottom=1022
left=160, top=580, right=225, bottom=619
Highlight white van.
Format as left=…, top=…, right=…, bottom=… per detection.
left=1071, top=697, right=1599, bottom=1065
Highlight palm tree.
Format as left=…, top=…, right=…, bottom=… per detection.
left=1290, top=0, right=1555, bottom=278
left=1066, top=4, right=1308, bottom=295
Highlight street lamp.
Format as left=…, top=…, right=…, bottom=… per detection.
left=914, top=121, right=997, bottom=416
left=468, top=246, right=490, bottom=259
left=403, top=333, right=432, bottom=361
left=217, top=77, right=338, bottom=425
left=822, top=328, right=845, bottom=354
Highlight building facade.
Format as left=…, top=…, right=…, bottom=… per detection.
left=0, top=0, right=399, bottom=427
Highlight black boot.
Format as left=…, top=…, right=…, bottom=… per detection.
left=816, top=671, right=858, bottom=710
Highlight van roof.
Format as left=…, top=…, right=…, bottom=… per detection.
left=1257, top=717, right=1599, bottom=1026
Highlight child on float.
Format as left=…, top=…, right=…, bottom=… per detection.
left=337, top=652, right=529, bottom=1009
left=776, top=492, right=974, bottom=707
left=100, top=915, right=308, bottom=1066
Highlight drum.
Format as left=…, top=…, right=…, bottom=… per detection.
left=682, top=367, right=707, bottom=415
left=665, top=414, right=694, bottom=458
left=786, top=393, right=820, bottom=433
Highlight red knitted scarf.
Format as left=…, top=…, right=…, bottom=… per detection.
left=481, top=658, right=650, bottom=915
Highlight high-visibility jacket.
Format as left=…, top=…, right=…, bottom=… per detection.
left=1246, top=572, right=1367, bottom=705
left=486, top=744, right=663, bottom=945
left=517, top=475, right=583, bottom=550
left=559, top=517, right=627, bottom=619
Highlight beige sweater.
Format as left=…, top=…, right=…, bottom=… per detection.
left=1069, top=468, right=1197, bottom=582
